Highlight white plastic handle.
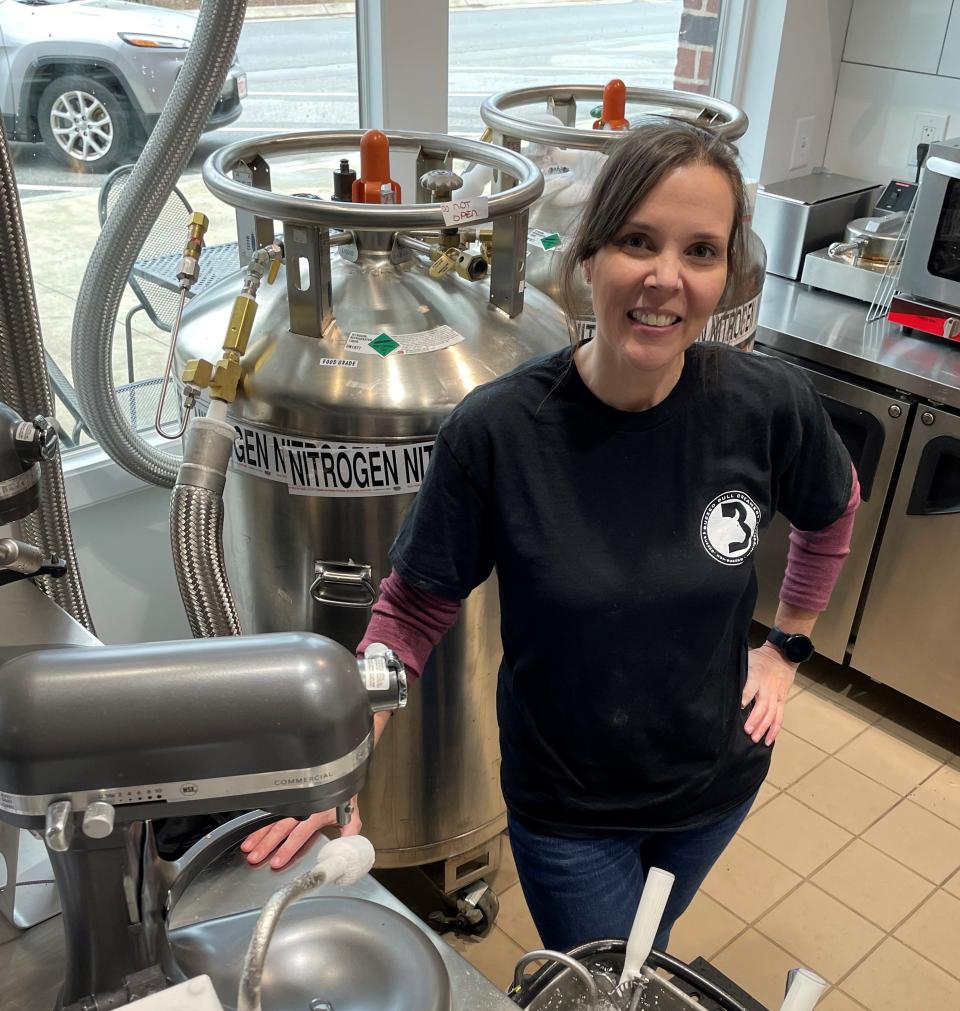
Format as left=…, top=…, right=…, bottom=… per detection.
left=779, top=967, right=827, bottom=1011
left=618, top=867, right=675, bottom=985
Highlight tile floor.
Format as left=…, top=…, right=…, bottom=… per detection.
left=443, top=646, right=960, bottom=1011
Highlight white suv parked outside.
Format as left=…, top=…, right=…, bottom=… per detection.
left=0, top=0, right=246, bottom=172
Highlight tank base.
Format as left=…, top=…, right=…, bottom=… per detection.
left=371, top=811, right=507, bottom=873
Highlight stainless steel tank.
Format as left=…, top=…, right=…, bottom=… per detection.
left=479, top=84, right=766, bottom=351
left=177, top=131, right=567, bottom=878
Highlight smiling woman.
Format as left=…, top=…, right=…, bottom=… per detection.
left=561, top=119, right=747, bottom=410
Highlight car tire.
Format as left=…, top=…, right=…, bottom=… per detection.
left=37, top=74, right=132, bottom=173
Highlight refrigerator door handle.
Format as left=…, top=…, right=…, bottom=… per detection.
left=906, top=435, right=960, bottom=516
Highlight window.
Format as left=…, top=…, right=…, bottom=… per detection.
left=1, top=0, right=359, bottom=449
left=449, top=0, right=722, bottom=137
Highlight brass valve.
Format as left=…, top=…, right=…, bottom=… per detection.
left=178, top=243, right=283, bottom=405
left=427, top=246, right=488, bottom=282
left=178, top=212, right=209, bottom=289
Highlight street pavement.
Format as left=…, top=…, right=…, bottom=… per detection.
left=10, top=0, right=681, bottom=415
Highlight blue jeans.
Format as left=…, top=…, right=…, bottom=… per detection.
left=507, top=792, right=756, bottom=954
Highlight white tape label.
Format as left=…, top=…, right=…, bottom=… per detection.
left=698, top=292, right=761, bottom=349
left=231, top=422, right=435, bottom=498
left=440, top=196, right=488, bottom=226
left=576, top=318, right=597, bottom=341
left=345, top=325, right=464, bottom=356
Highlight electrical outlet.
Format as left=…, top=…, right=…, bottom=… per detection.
left=908, top=112, right=949, bottom=166
left=790, top=116, right=816, bottom=171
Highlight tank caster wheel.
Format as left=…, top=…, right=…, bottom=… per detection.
left=428, top=879, right=499, bottom=937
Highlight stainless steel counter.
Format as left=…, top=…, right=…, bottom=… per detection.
left=0, top=847, right=517, bottom=1011
left=757, top=275, right=960, bottom=410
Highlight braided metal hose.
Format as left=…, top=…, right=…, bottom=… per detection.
left=0, top=118, right=94, bottom=632
left=170, top=484, right=241, bottom=637
left=72, top=0, right=248, bottom=488
left=170, top=415, right=241, bottom=637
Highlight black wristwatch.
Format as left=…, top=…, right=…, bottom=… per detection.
left=765, top=627, right=815, bottom=664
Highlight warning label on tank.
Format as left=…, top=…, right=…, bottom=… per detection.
left=344, top=325, right=464, bottom=356
left=527, top=228, right=567, bottom=253
left=231, top=422, right=435, bottom=498
left=698, top=292, right=761, bottom=350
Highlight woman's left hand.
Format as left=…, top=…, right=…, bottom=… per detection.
left=741, top=644, right=797, bottom=746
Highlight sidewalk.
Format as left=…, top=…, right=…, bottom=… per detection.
left=147, top=0, right=622, bottom=20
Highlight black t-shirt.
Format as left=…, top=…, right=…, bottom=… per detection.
left=390, top=342, right=852, bottom=835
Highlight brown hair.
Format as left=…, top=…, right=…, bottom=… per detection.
left=557, top=117, right=750, bottom=343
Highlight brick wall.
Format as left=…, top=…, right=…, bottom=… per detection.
left=674, top=0, right=721, bottom=96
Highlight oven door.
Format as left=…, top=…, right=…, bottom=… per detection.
left=850, top=405, right=960, bottom=720
left=898, top=150, right=960, bottom=310
left=752, top=350, right=911, bottom=662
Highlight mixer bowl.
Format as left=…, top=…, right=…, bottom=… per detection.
left=170, top=895, right=452, bottom=1011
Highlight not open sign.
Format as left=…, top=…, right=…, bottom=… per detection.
left=440, top=196, right=488, bottom=226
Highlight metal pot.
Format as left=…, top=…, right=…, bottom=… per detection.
left=828, top=212, right=906, bottom=266
left=509, top=939, right=751, bottom=1011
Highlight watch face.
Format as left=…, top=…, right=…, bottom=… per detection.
left=783, top=634, right=815, bottom=663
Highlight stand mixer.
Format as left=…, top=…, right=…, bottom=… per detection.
left=1, top=404, right=410, bottom=1010
left=0, top=629, right=408, bottom=1010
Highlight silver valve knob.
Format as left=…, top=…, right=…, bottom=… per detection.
left=45, top=799, right=75, bottom=853
left=82, top=801, right=116, bottom=840
left=419, top=169, right=464, bottom=202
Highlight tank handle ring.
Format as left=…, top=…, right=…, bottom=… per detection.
left=203, top=130, right=543, bottom=231
left=480, top=84, right=748, bottom=148
left=310, top=560, right=376, bottom=610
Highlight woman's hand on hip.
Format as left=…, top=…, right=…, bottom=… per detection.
left=240, top=796, right=362, bottom=870
left=742, top=644, right=796, bottom=746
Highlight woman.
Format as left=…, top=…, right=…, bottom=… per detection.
left=243, top=120, right=859, bottom=952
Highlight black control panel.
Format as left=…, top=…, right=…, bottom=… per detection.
left=875, top=179, right=919, bottom=213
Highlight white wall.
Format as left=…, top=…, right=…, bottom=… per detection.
left=824, top=0, right=959, bottom=183
left=729, top=0, right=853, bottom=184
left=758, top=0, right=853, bottom=183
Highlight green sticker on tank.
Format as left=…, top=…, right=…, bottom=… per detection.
left=540, top=232, right=562, bottom=250
left=369, top=333, right=400, bottom=357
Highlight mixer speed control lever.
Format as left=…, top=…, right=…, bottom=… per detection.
left=45, top=800, right=74, bottom=853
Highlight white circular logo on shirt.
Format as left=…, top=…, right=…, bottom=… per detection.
left=701, top=491, right=761, bottom=566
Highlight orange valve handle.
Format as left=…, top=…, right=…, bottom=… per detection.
left=351, top=128, right=402, bottom=204
left=592, top=78, right=629, bottom=131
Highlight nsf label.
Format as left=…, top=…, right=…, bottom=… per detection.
left=231, top=421, right=435, bottom=498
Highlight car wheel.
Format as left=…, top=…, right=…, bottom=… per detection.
left=37, top=74, right=132, bottom=173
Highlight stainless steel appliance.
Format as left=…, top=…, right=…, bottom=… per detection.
left=754, top=172, right=880, bottom=280
left=898, top=136, right=960, bottom=314
left=850, top=403, right=960, bottom=719
left=755, top=275, right=960, bottom=723
left=752, top=350, right=910, bottom=663
left=172, top=131, right=567, bottom=893
left=0, top=632, right=407, bottom=1010
left=800, top=179, right=919, bottom=303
